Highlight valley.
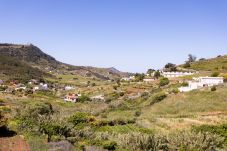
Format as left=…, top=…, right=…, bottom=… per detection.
left=0, top=44, right=227, bottom=151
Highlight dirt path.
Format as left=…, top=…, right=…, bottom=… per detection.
left=0, top=135, right=30, bottom=151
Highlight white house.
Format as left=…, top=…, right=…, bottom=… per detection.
left=39, top=83, right=48, bottom=90
left=121, top=76, right=135, bottom=81
left=179, top=77, right=224, bottom=92
left=15, top=84, right=27, bottom=91
left=143, top=78, right=155, bottom=83
left=162, top=71, right=195, bottom=78
left=64, top=93, right=78, bottom=103
left=65, top=86, right=74, bottom=91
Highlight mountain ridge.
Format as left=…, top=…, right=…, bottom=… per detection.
left=0, top=43, right=130, bottom=80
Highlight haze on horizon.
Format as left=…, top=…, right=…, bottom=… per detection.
left=0, top=0, right=227, bottom=73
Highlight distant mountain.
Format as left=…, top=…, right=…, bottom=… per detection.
left=0, top=43, right=130, bottom=80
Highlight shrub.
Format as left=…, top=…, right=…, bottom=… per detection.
left=183, top=61, right=191, bottom=68
left=141, top=92, right=149, bottom=99
left=40, top=122, right=70, bottom=142
left=116, top=132, right=160, bottom=151
left=113, top=85, right=118, bottom=90
left=154, top=71, right=161, bottom=79
left=68, top=112, right=95, bottom=126
left=181, top=82, right=188, bottom=87
left=170, top=88, right=179, bottom=94
left=0, top=85, right=7, bottom=91
left=211, top=72, right=220, bottom=77
left=211, top=86, right=216, bottom=91
left=119, top=92, right=124, bottom=97
left=193, top=124, right=227, bottom=146
left=134, top=110, right=142, bottom=117
left=103, top=141, right=117, bottom=150
left=77, top=95, right=91, bottom=102
left=150, top=93, right=167, bottom=105
left=134, top=73, right=145, bottom=82
left=159, top=78, right=169, bottom=86
left=167, top=131, right=224, bottom=150
left=16, top=102, right=54, bottom=131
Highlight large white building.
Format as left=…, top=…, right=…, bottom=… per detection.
left=179, top=77, right=224, bottom=92
left=162, top=71, right=195, bottom=78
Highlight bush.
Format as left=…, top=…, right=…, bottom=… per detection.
left=211, top=86, right=216, bottom=91
left=77, top=95, right=91, bottom=102
left=154, top=71, right=161, bottom=79
left=40, top=122, right=70, bottom=142
left=116, top=132, right=159, bottom=151
left=134, top=110, right=142, bottom=117
left=103, top=141, right=117, bottom=150
left=141, top=92, right=149, bottom=99
left=170, top=88, right=179, bottom=94
left=159, top=78, right=169, bottom=86
left=150, top=93, right=167, bottom=105
left=211, top=72, right=220, bottom=77
left=183, top=61, right=191, bottom=68
left=193, top=124, right=227, bottom=146
left=167, top=131, right=224, bottom=150
left=68, top=112, right=95, bottom=126
left=0, top=85, right=7, bottom=91
left=181, top=82, right=188, bottom=87
left=119, top=92, right=124, bottom=97
left=16, top=102, right=54, bottom=131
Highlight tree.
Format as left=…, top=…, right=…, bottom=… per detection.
left=40, top=121, right=70, bottom=142
left=188, top=54, right=197, bottom=63
left=164, top=63, right=177, bottom=72
left=154, top=70, right=161, bottom=79
left=134, top=73, right=145, bottom=82
left=147, top=69, right=155, bottom=76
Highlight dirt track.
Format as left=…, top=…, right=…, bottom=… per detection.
left=0, top=135, right=30, bottom=151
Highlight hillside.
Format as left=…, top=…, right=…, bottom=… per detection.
left=0, top=43, right=130, bottom=80
left=188, top=55, right=227, bottom=72
left=0, top=55, right=50, bottom=82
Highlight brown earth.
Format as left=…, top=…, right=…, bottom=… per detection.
left=0, top=135, right=30, bottom=151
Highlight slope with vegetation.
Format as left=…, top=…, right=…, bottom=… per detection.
left=0, top=43, right=130, bottom=80
left=0, top=44, right=226, bottom=150
left=185, top=55, right=227, bottom=72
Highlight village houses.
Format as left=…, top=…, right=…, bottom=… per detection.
left=121, top=76, right=135, bottom=81
left=179, top=77, right=224, bottom=92
left=161, top=71, right=195, bottom=78
left=64, top=93, right=81, bottom=103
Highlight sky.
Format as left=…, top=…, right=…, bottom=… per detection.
left=0, top=0, right=227, bottom=72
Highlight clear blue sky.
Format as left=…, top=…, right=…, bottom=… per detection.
left=0, top=0, right=227, bottom=72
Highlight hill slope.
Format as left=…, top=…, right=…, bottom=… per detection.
left=0, top=43, right=130, bottom=80
left=189, top=55, right=227, bottom=72
left=0, top=55, right=50, bottom=82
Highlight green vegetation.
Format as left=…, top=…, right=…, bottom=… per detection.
left=0, top=45, right=226, bottom=150
left=150, top=92, right=167, bottom=105
left=189, top=55, right=227, bottom=71
left=211, top=71, right=220, bottom=77
left=0, top=55, right=49, bottom=83
left=159, top=77, right=169, bottom=86
left=193, top=124, right=227, bottom=146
